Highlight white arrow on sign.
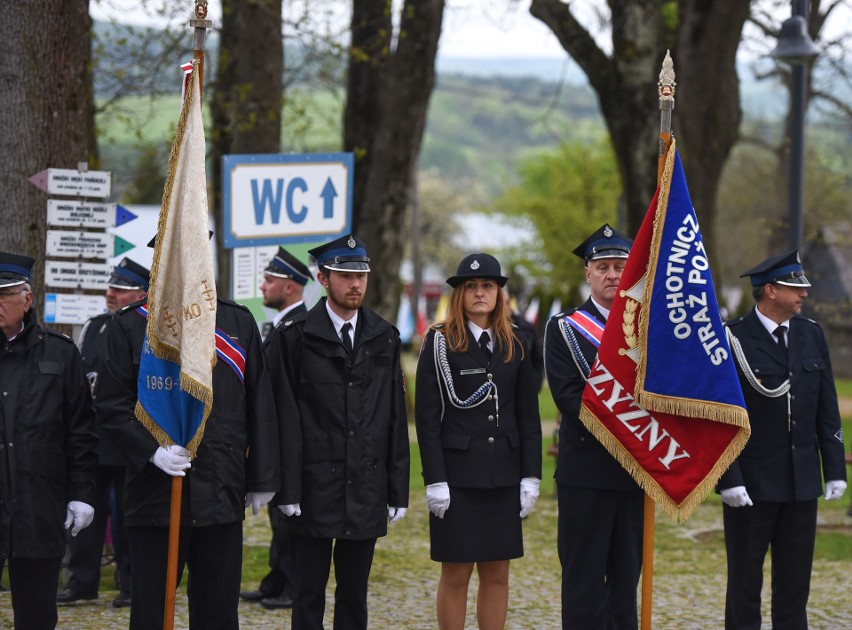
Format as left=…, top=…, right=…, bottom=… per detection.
left=29, top=168, right=111, bottom=198
left=43, top=293, right=107, bottom=325
left=47, top=200, right=137, bottom=229
left=44, top=260, right=112, bottom=290
left=45, top=230, right=134, bottom=260
left=222, top=152, right=353, bottom=248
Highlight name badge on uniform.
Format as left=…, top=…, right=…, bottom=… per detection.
left=460, top=368, right=486, bottom=375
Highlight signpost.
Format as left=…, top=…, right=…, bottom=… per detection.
left=47, top=199, right=137, bottom=229
left=221, top=152, right=353, bottom=248
left=45, top=230, right=135, bottom=259
left=44, top=260, right=113, bottom=290
left=43, top=293, right=107, bottom=325
left=28, top=168, right=112, bottom=198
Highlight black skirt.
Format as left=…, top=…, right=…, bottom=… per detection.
left=430, top=485, right=523, bottom=563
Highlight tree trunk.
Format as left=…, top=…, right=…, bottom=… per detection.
left=211, top=0, right=283, bottom=296
left=0, top=0, right=96, bottom=313
left=529, top=0, right=750, bottom=261
left=344, top=0, right=445, bottom=321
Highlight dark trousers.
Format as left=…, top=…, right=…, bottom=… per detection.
left=257, top=504, right=296, bottom=598
left=1, top=556, right=61, bottom=630
left=291, top=534, right=377, bottom=630
left=128, top=521, right=242, bottom=630
left=723, top=499, right=817, bottom=630
left=557, top=484, right=643, bottom=630
left=65, top=464, right=130, bottom=595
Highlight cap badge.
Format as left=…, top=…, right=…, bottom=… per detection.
left=604, top=225, right=613, bottom=238
left=470, top=259, right=480, bottom=270
left=347, top=235, right=356, bottom=249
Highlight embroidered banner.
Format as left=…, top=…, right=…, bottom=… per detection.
left=135, top=62, right=217, bottom=457
left=579, top=140, right=750, bottom=522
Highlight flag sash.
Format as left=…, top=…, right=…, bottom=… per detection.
left=564, top=310, right=605, bottom=348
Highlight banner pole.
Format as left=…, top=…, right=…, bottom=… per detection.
left=163, top=476, right=183, bottom=630
left=162, top=5, right=211, bottom=629
left=640, top=50, right=676, bottom=630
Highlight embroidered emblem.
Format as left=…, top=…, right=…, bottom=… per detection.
left=470, top=259, right=480, bottom=270
left=604, top=225, right=613, bottom=237
left=347, top=235, right=356, bottom=248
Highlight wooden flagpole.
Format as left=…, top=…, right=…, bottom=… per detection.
left=640, top=50, right=676, bottom=630
left=162, top=4, right=211, bottom=630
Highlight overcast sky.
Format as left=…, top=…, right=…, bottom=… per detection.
left=89, top=0, right=569, bottom=59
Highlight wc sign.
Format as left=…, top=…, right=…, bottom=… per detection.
left=222, top=152, right=353, bottom=248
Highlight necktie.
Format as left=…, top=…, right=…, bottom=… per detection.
left=479, top=331, right=491, bottom=361
left=773, top=325, right=788, bottom=357
left=341, top=322, right=353, bottom=354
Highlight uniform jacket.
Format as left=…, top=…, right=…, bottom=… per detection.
left=262, top=302, right=306, bottom=350
left=79, top=312, right=125, bottom=467
left=98, top=298, right=280, bottom=527
left=544, top=300, right=640, bottom=491
left=415, top=325, right=542, bottom=488
left=266, top=298, right=409, bottom=540
left=718, top=307, right=847, bottom=501
left=0, top=309, right=97, bottom=558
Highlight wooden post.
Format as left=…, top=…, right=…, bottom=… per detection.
left=641, top=50, right=676, bottom=630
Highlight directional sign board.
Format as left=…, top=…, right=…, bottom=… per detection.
left=222, top=152, right=353, bottom=248
left=47, top=200, right=137, bottom=229
left=43, top=293, right=106, bottom=325
left=46, top=230, right=134, bottom=260
left=45, top=260, right=112, bottom=290
left=29, top=168, right=111, bottom=198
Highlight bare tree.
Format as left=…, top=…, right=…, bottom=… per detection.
left=529, top=0, right=750, bottom=258
left=0, top=0, right=97, bottom=308
left=344, top=0, right=446, bottom=320
left=210, top=0, right=284, bottom=294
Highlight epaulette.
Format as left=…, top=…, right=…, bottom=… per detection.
left=278, top=310, right=308, bottom=330
left=118, top=296, right=147, bottom=315
left=550, top=306, right=575, bottom=320
left=432, top=323, right=446, bottom=330
left=725, top=316, right=745, bottom=328
left=43, top=329, right=75, bottom=344
left=793, top=313, right=821, bottom=328
left=219, top=297, right=250, bottom=312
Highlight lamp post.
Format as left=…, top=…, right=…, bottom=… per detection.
left=770, top=0, right=819, bottom=253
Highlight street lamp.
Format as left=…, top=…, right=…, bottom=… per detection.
left=770, top=0, right=819, bottom=253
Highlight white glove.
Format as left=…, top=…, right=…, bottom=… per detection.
left=426, top=482, right=450, bottom=519
left=64, top=501, right=95, bottom=537
left=245, top=492, right=276, bottom=516
left=720, top=486, right=753, bottom=507
left=278, top=503, right=301, bottom=517
left=519, top=477, right=541, bottom=518
left=825, top=480, right=847, bottom=501
left=150, top=445, right=191, bottom=476
left=388, top=506, right=407, bottom=525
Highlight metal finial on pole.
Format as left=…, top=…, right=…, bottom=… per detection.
left=190, top=0, right=212, bottom=95
left=657, top=50, right=676, bottom=180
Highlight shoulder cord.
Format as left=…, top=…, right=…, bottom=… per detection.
left=725, top=326, right=790, bottom=398
left=433, top=331, right=498, bottom=426
left=558, top=317, right=592, bottom=380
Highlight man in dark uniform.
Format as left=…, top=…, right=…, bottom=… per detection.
left=0, top=251, right=98, bottom=629
left=97, top=254, right=281, bottom=629
left=266, top=233, right=409, bottom=630
left=241, top=246, right=312, bottom=610
left=58, top=257, right=149, bottom=608
left=720, top=250, right=847, bottom=630
left=544, top=224, right=643, bottom=629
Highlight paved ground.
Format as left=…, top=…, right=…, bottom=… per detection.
left=1, top=494, right=849, bottom=629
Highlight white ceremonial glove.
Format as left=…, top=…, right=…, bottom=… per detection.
left=825, top=480, right=847, bottom=501
left=519, top=477, right=541, bottom=518
left=245, top=492, right=276, bottom=516
left=150, top=445, right=191, bottom=476
left=278, top=503, right=302, bottom=517
left=426, top=482, right=451, bottom=519
left=64, top=501, right=95, bottom=537
left=388, top=506, right=407, bottom=525
left=720, top=486, right=753, bottom=508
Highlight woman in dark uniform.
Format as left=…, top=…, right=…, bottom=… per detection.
left=415, top=253, right=542, bottom=629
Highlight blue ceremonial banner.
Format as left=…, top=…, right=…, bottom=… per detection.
left=580, top=139, right=750, bottom=521
left=636, top=148, right=747, bottom=417
left=134, top=62, right=217, bottom=456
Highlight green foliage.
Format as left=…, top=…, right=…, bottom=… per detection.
left=490, top=138, right=622, bottom=298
